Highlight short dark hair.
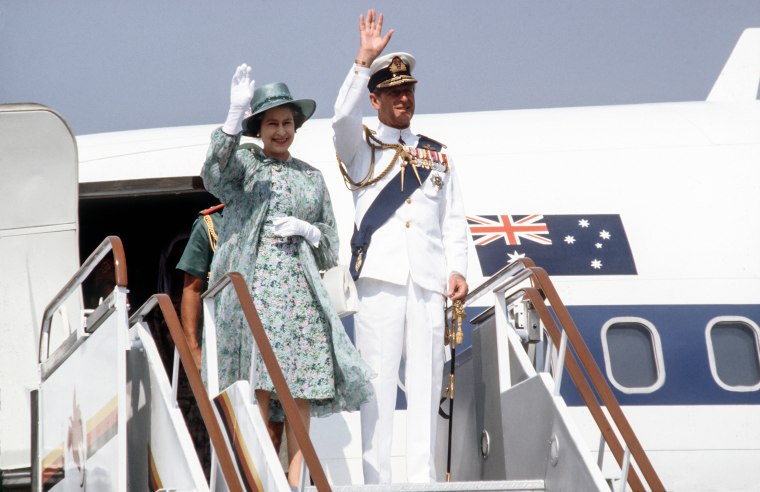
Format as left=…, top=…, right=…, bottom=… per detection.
left=243, top=103, right=305, bottom=137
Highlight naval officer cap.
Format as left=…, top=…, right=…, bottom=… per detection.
left=367, top=52, right=417, bottom=93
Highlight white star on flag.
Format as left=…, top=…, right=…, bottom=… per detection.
left=507, top=250, right=526, bottom=263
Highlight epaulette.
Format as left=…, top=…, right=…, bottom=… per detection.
left=199, top=203, right=225, bottom=215
left=416, top=134, right=446, bottom=150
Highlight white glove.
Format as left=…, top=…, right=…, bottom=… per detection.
left=222, top=63, right=256, bottom=135
left=272, top=216, right=321, bottom=247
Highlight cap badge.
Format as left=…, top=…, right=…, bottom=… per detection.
left=389, top=56, right=407, bottom=77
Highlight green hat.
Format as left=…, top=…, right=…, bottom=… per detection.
left=242, top=82, right=316, bottom=137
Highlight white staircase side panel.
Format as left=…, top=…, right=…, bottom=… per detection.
left=127, top=322, right=209, bottom=491
left=499, top=374, right=608, bottom=491
left=38, top=304, right=127, bottom=491
left=210, top=380, right=290, bottom=492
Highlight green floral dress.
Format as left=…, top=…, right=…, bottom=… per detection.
left=252, top=166, right=333, bottom=398
left=201, top=128, right=374, bottom=416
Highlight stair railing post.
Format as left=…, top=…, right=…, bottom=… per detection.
left=617, top=447, right=632, bottom=492
left=553, top=330, right=568, bottom=396
left=597, top=433, right=606, bottom=470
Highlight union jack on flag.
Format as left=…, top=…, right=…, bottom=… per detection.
left=467, top=214, right=551, bottom=246
left=467, top=214, right=637, bottom=276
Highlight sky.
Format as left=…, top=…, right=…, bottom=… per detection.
left=1, top=0, right=759, bottom=136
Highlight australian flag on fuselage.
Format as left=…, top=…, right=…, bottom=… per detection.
left=467, top=214, right=637, bottom=276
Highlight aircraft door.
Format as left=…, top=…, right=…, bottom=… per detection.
left=0, top=104, right=80, bottom=470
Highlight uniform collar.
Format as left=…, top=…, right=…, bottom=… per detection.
left=376, top=122, right=416, bottom=145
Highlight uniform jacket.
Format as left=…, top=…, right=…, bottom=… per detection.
left=332, top=64, right=468, bottom=295
left=176, top=210, right=223, bottom=281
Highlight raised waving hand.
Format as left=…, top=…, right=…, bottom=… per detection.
left=355, top=9, right=394, bottom=67
left=222, top=63, right=256, bottom=135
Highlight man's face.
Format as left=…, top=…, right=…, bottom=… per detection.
left=370, top=84, right=416, bottom=129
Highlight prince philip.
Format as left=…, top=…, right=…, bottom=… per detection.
left=332, top=9, right=469, bottom=484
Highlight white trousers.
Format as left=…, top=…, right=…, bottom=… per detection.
left=355, top=276, right=445, bottom=484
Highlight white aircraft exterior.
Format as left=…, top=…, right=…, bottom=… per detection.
left=0, top=28, right=758, bottom=491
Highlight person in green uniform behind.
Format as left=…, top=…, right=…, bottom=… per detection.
left=176, top=203, right=224, bottom=368
left=175, top=204, right=222, bottom=476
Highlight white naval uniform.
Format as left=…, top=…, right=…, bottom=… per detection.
left=332, top=63, right=468, bottom=484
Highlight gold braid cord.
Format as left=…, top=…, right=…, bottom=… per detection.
left=337, top=125, right=409, bottom=190
left=450, top=300, right=465, bottom=348
left=444, top=299, right=466, bottom=348
left=203, top=215, right=218, bottom=252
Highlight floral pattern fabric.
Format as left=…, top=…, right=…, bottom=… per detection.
left=201, top=128, right=374, bottom=416
left=251, top=169, right=333, bottom=398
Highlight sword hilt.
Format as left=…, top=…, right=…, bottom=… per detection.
left=452, top=299, right=466, bottom=348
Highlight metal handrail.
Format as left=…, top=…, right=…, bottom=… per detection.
left=527, top=265, right=665, bottom=492
left=521, top=287, right=645, bottom=491
left=455, top=258, right=665, bottom=492
left=465, top=259, right=530, bottom=304
left=39, top=235, right=127, bottom=362
left=129, top=294, right=243, bottom=492
left=202, top=272, right=332, bottom=492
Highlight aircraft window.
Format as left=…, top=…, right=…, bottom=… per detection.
left=706, top=317, right=760, bottom=391
left=601, top=318, right=665, bottom=394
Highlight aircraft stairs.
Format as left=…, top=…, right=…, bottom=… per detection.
left=305, top=480, right=546, bottom=492
left=32, top=236, right=664, bottom=491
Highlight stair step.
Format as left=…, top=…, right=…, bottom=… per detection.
left=304, top=479, right=545, bottom=492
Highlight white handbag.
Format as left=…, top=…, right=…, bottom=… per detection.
left=322, top=265, right=359, bottom=317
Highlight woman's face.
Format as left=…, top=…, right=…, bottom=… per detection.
left=259, top=106, right=296, bottom=161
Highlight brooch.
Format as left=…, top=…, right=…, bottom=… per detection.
left=432, top=174, right=444, bottom=190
